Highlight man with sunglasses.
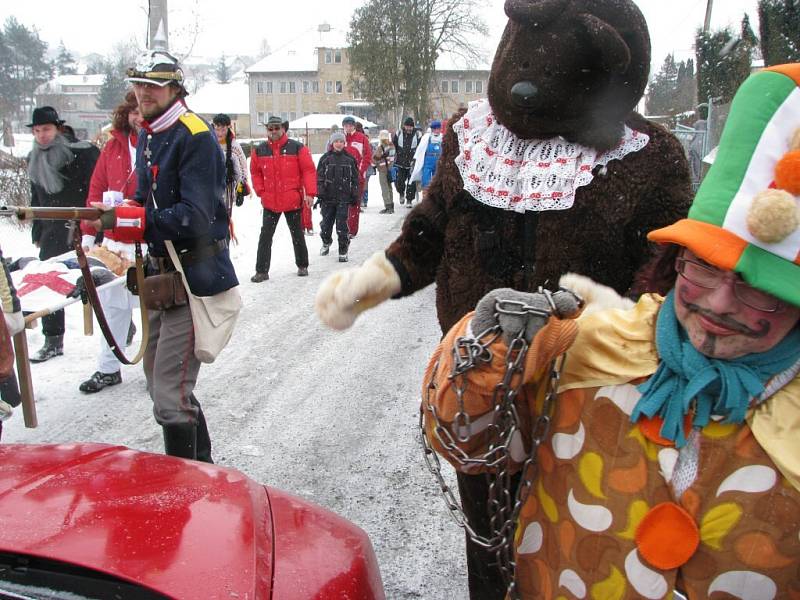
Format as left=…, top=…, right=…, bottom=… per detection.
left=421, top=65, right=800, bottom=598
left=249, top=116, right=317, bottom=281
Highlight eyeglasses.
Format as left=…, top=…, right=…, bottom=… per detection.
left=266, top=126, right=282, bottom=131
left=675, top=255, right=782, bottom=312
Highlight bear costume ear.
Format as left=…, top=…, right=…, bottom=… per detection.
left=575, top=13, right=631, bottom=73
left=504, top=0, right=566, bottom=28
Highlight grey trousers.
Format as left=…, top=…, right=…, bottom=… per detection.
left=142, top=304, right=201, bottom=426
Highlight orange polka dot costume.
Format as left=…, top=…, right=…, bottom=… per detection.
left=422, top=65, right=800, bottom=599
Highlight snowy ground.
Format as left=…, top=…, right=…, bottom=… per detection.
left=2, top=175, right=468, bottom=599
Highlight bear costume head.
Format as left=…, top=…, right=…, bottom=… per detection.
left=489, top=0, right=650, bottom=151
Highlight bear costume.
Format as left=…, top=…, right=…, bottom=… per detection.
left=317, top=2, right=692, bottom=596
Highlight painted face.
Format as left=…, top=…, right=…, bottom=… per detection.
left=343, top=122, right=356, bottom=135
left=673, top=249, right=800, bottom=359
left=332, top=139, right=346, bottom=151
left=128, top=107, right=143, bottom=131
left=266, top=124, right=283, bottom=142
left=132, top=82, right=179, bottom=120
left=32, top=123, right=58, bottom=146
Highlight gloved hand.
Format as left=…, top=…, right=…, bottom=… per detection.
left=316, top=251, right=402, bottom=330
left=67, top=268, right=117, bottom=303
left=313, top=198, right=321, bottom=209
left=235, top=193, right=245, bottom=207
left=3, top=311, right=24, bottom=336
left=472, top=287, right=583, bottom=344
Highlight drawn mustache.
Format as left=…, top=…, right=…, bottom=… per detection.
left=682, top=300, right=770, bottom=338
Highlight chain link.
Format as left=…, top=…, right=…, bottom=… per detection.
left=420, top=298, right=567, bottom=599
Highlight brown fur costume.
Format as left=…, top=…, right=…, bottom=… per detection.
left=385, top=0, right=692, bottom=334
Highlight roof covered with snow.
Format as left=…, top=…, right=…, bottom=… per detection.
left=36, top=74, right=106, bottom=94
left=289, top=114, right=376, bottom=130
left=189, top=81, right=250, bottom=116
left=246, top=24, right=348, bottom=74
left=435, top=51, right=492, bottom=72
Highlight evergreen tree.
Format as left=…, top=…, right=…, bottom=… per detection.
left=695, top=25, right=754, bottom=106
left=95, top=58, right=128, bottom=111
left=0, top=17, right=52, bottom=122
left=215, top=54, right=231, bottom=84
left=646, top=55, right=696, bottom=116
left=758, top=0, right=800, bottom=65
left=55, top=41, right=77, bottom=75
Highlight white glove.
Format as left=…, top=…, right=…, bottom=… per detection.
left=316, top=252, right=402, bottom=330
left=4, top=311, right=24, bottom=336
left=81, top=234, right=96, bottom=250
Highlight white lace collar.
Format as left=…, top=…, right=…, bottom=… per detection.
left=453, top=99, right=649, bottom=213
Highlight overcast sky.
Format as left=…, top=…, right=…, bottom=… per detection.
left=7, top=0, right=760, bottom=74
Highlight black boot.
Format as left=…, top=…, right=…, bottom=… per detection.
left=30, top=335, right=64, bottom=363
left=190, top=396, right=213, bottom=464
left=162, top=424, right=197, bottom=460
left=126, top=321, right=136, bottom=346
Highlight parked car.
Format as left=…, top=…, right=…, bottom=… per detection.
left=0, top=443, right=385, bottom=599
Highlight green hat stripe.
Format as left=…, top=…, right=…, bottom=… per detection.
left=689, top=71, right=797, bottom=226
left=736, top=244, right=800, bottom=308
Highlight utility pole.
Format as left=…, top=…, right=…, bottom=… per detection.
left=148, top=0, right=169, bottom=50
left=703, top=0, right=714, bottom=33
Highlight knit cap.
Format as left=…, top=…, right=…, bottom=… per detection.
left=330, top=132, right=346, bottom=144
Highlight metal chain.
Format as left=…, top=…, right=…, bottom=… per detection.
left=420, top=298, right=568, bottom=599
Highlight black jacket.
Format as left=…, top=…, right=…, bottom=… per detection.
left=316, top=150, right=359, bottom=205
left=30, top=143, right=100, bottom=260
left=392, top=129, right=421, bottom=168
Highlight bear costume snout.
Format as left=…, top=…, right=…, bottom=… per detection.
left=491, top=0, right=651, bottom=151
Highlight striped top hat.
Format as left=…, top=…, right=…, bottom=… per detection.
left=649, top=64, right=800, bottom=307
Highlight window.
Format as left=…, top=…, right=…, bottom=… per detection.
left=290, top=111, right=297, bottom=121
left=257, top=112, right=266, bottom=124
left=326, top=80, right=333, bottom=94
left=335, top=80, right=343, bottom=94
left=475, top=80, right=483, bottom=94
left=280, top=111, right=289, bottom=121
left=256, top=82, right=264, bottom=94
left=465, top=80, right=473, bottom=94
left=334, top=49, right=342, bottom=63
left=303, top=80, right=310, bottom=94
left=289, top=81, right=296, bottom=93
left=451, top=80, right=459, bottom=93
left=325, top=49, right=332, bottom=64
left=440, top=80, right=449, bottom=93
left=313, top=80, right=319, bottom=93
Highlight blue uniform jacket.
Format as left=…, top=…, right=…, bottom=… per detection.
left=134, top=110, right=238, bottom=296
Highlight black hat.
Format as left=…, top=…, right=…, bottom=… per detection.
left=403, top=116, right=414, bottom=127
left=212, top=113, right=231, bottom=126
left=266, top=115, right=284, bottom=128
left=126, top=49, right=185, bottom=90
left=342, top=115, right=356, bottom=125
left=26, top=106, right=64, bottom=128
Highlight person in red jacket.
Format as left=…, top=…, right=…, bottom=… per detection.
left=249, top=116, right=317, bottom=282
left=77, top=90, right=142, bottom=393
left=341, top=115, right=371, bottom=238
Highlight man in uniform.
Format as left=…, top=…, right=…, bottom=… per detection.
left=90, top=50, right=236, bottom=462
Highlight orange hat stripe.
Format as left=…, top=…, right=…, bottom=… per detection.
left=648, top=220, right=747, bottom=269
left=764, top=64, right=800, bottom=86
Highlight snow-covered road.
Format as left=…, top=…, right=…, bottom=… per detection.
left=2, top=180, right=468, bottom=599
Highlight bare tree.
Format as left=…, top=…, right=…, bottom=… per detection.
left=348, top=0, right=487, bottom=123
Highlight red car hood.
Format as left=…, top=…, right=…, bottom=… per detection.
left=0, top=443, right=384, bottom=600
left=0, top=443, right=271, bottom=598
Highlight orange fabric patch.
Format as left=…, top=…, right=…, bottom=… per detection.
left=559, top=520, right=576, bottom=561
left=635, top=502, right=700, bottom=570
left=765, top=63, right=800, bottom=85
left=680, top=488, right=701, bottom=521
left=637, top=414, right=692, bottom=447
left=775, top=150, right=800, bottom=195
left=734, top=532, right=794, bottom=569
left=608, top=456, right=648, bottom=494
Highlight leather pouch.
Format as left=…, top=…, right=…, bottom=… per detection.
left=127, top=268, right=187, bottom=311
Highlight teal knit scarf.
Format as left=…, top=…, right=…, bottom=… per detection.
left=632, top=291, right=800, bottom=447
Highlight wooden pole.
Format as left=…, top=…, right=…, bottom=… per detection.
left=12, top=332, right=36, bottom=428
left=703, top=0, right=714, bottom=33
